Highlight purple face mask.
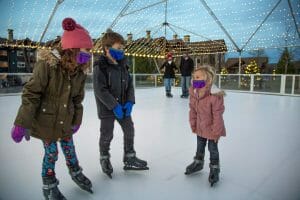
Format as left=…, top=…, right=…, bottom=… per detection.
left=76, top=51, right=91, bottom=64
left=192, top=80, right=206, bottom=89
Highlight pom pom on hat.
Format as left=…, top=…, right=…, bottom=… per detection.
left=62, top=18, right=76, bottom=31
left=61, top=17, right=93, bottom=49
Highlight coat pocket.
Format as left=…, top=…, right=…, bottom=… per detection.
left=36, top=103, right=56, bottom=127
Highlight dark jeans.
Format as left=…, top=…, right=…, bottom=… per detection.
left=99, top=116, right=135, bottom=154
left=181, top=76, right=191, bottom=96
left=196, top=136, right=219, bottom=164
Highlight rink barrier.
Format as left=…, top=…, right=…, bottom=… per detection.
left=0, top=73, right=299, bottom=96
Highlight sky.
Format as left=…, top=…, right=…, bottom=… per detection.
left=0, top=0, right=299, bottom=63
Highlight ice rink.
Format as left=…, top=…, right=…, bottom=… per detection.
left=1, top=88, right=300, bottom=200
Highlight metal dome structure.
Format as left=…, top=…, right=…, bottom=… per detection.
left=0, top=0, right=299, bottom=51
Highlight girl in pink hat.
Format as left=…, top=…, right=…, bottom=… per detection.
left=11, top=18, right=93, bottom=199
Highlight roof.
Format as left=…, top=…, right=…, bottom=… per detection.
left=94, top=36, right=227, bottom=58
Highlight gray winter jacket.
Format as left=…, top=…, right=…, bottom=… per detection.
left=93, top=55, right=135, bottom=119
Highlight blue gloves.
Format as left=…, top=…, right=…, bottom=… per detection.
left=113, top=104, right=124, bottom=119
left=123, top=101, right=134, bottom=117
left=113, top=102, right=134, bottom=119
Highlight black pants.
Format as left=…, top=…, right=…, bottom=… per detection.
left=196, top=136, right=219, bottom=164
left=99, top=116, right=135, bottom=154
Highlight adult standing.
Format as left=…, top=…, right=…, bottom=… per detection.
left=160, top=53, right=177, bottom=98
left=179, top=53, right=194, bottom=98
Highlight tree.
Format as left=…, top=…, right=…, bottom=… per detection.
left=244, top=60, right=260, bottom=74
left=248, top=48, right=266, bottom=65
left=134, top=57, right=157, bottom=73
left=276, top=47, right=294, bottom=74
left=241, top=60, right=260, bottom=88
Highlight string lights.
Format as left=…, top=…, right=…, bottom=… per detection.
left=240, top=60, right=261, bottom=87
left=0, top=0, right=299, bottom=56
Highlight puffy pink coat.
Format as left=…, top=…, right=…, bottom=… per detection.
left=189, top=87, right=226, bottom=140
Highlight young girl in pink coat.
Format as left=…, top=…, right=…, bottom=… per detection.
left=185, top=65, right=226, bottom=186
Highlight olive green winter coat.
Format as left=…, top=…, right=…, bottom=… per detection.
left=14, top=50, right=86, bottom=142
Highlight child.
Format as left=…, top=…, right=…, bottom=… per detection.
left=11, top=18, right=93, bottom=199
left=160, top=53, right=177, bottom=98
left=93, top=29, right=148, bottom=179
left=185, top=65, right=226, bottom=187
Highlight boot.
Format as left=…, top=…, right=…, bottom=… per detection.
left=100, top=152, right=113, bottom=179
left=123, top=152, right=149, bottom=170
left=185, top=154, right=204, bottom=175
left=69, top=165, right=93, bottom=193
left=208, top=163, right=220, bottom=187
left=42, top=176, right=66, bottom=200
left=166, top=91, right=173, bottom=98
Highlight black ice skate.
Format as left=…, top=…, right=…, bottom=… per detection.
left=69, top=165, right=93, bottom=193
left=166, top=92, right=173, bottom=98
left=100, top=153, right=113, bottom=179
left=208, top=163, right=220, bottom=187
left=123, top=152, right=149, bottom=170
left=185, top=154, right=204, bottom=175
left=42, top=176, right=66, bottom=200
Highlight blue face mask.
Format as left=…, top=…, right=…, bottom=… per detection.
left=192, top=80, right=206, bottom=89
left=109, top=48, right=124, bottom=61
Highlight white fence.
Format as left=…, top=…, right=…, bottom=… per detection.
left=1, top=73, right=299, bottom=96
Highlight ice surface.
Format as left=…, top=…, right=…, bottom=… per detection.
left=1, top=88, right=300, bottom=200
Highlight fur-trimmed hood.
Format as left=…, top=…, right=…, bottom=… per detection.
left=189, top=84, right=226, bottom=99
left=36, top=49, right=60, bottom=67
left=211, top=84, right=226, bottom=96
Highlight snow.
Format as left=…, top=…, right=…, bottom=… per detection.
left=1, top=88, right=300, bottom=200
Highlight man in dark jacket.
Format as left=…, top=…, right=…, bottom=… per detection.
left=179, top=53, right=194, bottom=98
left=160, top=53, right=177, bottom=97
left=93, top=29, right=148, bottom=179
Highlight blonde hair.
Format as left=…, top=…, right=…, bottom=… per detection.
left=192, top=64, right=216, bottom=84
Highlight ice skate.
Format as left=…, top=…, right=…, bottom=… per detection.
left=69, top=165, right=93, bottom=193
left=100, top=152, right=113, bottom=179
left=185, top=154, right=204, bottom=175
left=123, top=152, right=149, bottom=170
left=208, top=163, right=220, bottom=187
left=166, top=91, right=173, bottom=98
left=42, top=176, right=66, bottom=200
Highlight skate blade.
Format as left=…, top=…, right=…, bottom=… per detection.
left=84, top=187, right=93, bottom=194
left=184, top=171, right=191, bottom=175
left=209, top=179, right=218, bottom=187
left=185, top=168, right=202, bottom=175
left=79, top=185, right=93, bottom=194
left=123, top=166, right=149, bottom=171
left=106, top=173, right=112, bottom=179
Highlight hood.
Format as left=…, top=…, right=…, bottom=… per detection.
left=189, top=84, right=225, bottom=99
left=37, top=49, right=60, bottom=67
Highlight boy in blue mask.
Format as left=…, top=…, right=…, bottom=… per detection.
left=93, top=29, right=149, bottom=179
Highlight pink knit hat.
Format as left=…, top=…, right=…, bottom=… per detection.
left=61, top=18, right=93, bottom=49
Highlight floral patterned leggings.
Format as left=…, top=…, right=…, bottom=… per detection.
left=42, top=137, right=78, bottom=177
